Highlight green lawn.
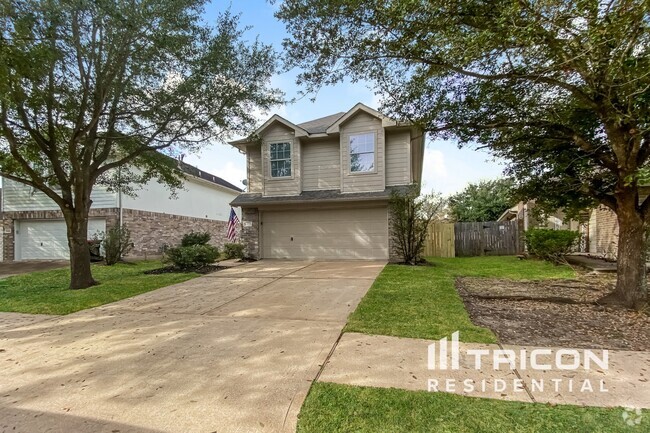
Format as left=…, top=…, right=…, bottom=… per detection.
left=299, top=257, right=631, bottom=432
left=298, top=383, right=647, bottom=433
left=346, top=256, right=575, bottom=344
left=0, top=261, right=198, bottom=315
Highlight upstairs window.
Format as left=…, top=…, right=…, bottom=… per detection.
left=270, top=142, right=292, bottom=178
left=349, top=133, right=375, bottom=173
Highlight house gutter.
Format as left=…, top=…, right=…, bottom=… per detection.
left=230, top=195, right=392, bottom=208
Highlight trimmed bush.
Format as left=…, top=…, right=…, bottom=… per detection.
left=164, top=244, right=220, bottom=270
left=223, top=243, right=245, bottom=259
left=525, top=228, right=580, bottom=264
left=181, top=231, right=211, bottom=247
left=102, top=225, right=133, bottom=266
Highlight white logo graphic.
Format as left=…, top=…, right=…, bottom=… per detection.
left=622, top=407, right=643, bottom=427
left=426, top=332, right=610, bottom=395
left=427, top=331, right=608, bottom=371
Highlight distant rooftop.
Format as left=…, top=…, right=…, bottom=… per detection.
left=296, top=112, right=346, bottom=134
left=178, top=160, right=242, bottom=192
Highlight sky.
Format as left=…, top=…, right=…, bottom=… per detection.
left=188, top=0, right=506, bottom=196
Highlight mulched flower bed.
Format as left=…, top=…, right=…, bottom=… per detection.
left=457, top=275, right=650, bottom=351
left=144, top=265, right=226, bottom=275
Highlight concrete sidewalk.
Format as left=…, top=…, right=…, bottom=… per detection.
left=318, top=333, right=650, bottom=408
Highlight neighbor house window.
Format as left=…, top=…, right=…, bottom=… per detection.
left=349, top=133, right=375, bottom=173
left=270, top=142, right=291, bottom=177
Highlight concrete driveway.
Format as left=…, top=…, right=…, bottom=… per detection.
left=0, top=260, right=69, bottom=279
left=0, top=260, right=385, bottom=433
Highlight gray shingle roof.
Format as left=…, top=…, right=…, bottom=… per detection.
left=296, top=112, right=346, bottom=134
left=178, top=161, right=243, bottom=192
left=230, top=185, right=411, bottom=207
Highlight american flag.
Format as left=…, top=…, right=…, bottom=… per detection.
left=227, top=208, right=240, bottom=242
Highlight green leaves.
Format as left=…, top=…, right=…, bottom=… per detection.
left=0, top=0, right=282, bottom=205
left=277, top=0, right=650, bottom=223
left=448, top=178, right=514, bottom=222
left=389, top=184, right=445, bottom=264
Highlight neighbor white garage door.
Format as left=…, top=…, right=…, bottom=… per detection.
left=262, top=207, right=389, bottom=259
left=16, top=219, right=106, bottom=260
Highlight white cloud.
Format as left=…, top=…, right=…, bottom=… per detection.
left=183, top=145, right=246, bottom=190
left=420, top=139, right=506, bottom=196
left=420, top=147, right=448, bottom=194
left=219, top=161, right=247, bottom=188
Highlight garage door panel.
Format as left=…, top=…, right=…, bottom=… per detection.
left=17, top=219, right=106, bottom=260
left=262, top=208, right=388, bottom=260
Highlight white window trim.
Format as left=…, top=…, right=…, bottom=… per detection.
left=348, top=132, right=377, bottom=175
left=268, top=141, right=293, bottom=179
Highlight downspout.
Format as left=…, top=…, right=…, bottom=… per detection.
left=118, top=166, right=123, bottom=228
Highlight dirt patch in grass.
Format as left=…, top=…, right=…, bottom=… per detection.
left=457, top=275, right=650, bottom=351
left=144, top=265, right=226, bottom=275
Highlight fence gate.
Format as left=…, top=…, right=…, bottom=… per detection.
left=424, top=223, right=455, bottom=257
left=454, top=221, right=520, bottom=257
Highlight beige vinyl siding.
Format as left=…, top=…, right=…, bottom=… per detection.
left=385, top=131, right=411, bottom=186
left=302, top=139, right=341, bottom=191
left=262, top=123, right=301, bottom=196
left=261, top=207, right=389, bottom=259
left=247, top=144, right=263, bottom=193
left=589, top=206, right=619, bottom=256
left=2, top=178, right=117, bottom=212
left=340, top=112, right=385, bottom=193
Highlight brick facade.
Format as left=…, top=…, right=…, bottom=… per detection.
left=121, top=209, right=229, bottom=257
left=2, top=207, right=231, bottom=260
left=387, top=208, right=403, bottom=263
left=241, top=207, right=260, bottom=259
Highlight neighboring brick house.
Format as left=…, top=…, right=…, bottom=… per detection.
left=229, top=103, right=425, bottom=261
left=1, top=162, right=241, bottom=261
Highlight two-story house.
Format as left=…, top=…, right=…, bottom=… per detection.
left=1, top=161, right=241, bottom=261
left=230, top=103, right=425, bottom=261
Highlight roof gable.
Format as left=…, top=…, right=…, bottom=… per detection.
left=229, top=103, right=407, bottom=149
left=255, top=114, right=309, bottom=138
left=326, top=103, right=397, bottom=133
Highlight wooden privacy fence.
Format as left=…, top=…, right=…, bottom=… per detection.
left=424, top=223, right=455, bottom=257
left=424, top=220, right=522, bottom=257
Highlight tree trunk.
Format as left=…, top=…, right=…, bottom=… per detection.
left=600, top=194, right=648, bottom=309
left=66, top=210, right=97, bottom=290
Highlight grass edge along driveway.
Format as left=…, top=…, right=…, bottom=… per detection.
left=296, top=257, right=635, bottom=433
left=344, top=256, right=575, bottom=343
left=0, top=261, right=198, bottom=315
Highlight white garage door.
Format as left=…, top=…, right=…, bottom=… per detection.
left=262, top=207, right=388, bottom=259
left=16, top=219, right=106, bottom=260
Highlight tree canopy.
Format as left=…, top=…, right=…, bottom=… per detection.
left=448, top=178, right=514, bottom=222
left=276, top=0, right=648, bottom=213
left=0, top=0, right=282, bottom=288
left=276, top=0, right=649, bottom=308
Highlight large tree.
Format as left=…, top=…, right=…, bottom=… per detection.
left=276, top=0, right=650, bottom=309
left=449, top=178, right=514, bottom=222
left=0, top=0, right=281, bottom=289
